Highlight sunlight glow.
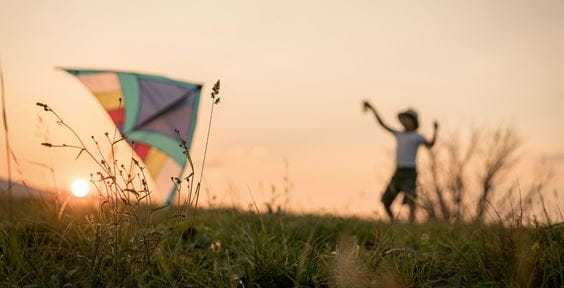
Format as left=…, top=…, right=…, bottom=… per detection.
left=71, top=179, right=90, bottom=198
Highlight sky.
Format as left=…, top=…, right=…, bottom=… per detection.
left=1, top=0, right=563, bottom=217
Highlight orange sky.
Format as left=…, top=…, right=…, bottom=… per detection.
left=1, top=0, right=563, bottom=217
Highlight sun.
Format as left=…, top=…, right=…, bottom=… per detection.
left=71, top=179, right=90, bottom=198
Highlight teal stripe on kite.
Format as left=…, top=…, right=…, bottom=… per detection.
left=117, top=73, right=141, bottom=134
left=63, top=69, right=104, bottom=76
left=126, top=130, right=187, bottom=166
left=139, top=74, right=200, bottom=90
left=165, top=182, right=180, bottom=206
left=61, top=68, right=202, bottom=87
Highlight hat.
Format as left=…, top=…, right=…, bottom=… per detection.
left=398, top=108, right=419, bottom=129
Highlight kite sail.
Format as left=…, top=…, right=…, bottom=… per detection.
left=63, top=69, right=201, bottom=205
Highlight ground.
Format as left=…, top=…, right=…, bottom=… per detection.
left=0, top=199, right=562, bottom=287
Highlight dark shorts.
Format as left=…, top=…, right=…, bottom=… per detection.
left=381, top=168, right=417, bottom=206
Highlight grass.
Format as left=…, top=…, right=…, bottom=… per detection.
left=2, top=88, right=560, bottom=287
left=0, top=199, right=562, bottom=287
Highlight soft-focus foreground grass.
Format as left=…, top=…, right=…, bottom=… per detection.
left=0, top=199, right=562, bottom=287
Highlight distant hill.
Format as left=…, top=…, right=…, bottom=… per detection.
left=0, top=179, right=50, bottom=198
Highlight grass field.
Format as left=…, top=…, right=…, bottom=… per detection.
left=0, top=199, right=562, bottom=287
left=8, top=81, right=560, bottom=287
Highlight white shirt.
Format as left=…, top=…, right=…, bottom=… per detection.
left=393, top=130, right=426, bottom=168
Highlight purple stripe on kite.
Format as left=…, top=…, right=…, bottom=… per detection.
left=137, top=97, right=196, bottom=141
left=136, top=77, right=195, bottom=129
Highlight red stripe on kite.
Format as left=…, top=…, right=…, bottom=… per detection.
left=107, top=108, right=124, bottom=125
left=134, top=142, right=150, bottom=160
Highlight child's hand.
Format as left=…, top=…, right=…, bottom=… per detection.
left=362, top=100, right=373, bottom=112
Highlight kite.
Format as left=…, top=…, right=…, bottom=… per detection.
left=63, top=69, right=201, bottom=205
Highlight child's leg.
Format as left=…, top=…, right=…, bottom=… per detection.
left=381, top=173, right=400, bottom=221
left=408, top=202, right=416, bottom=223
left=400, top=168, right=418, bottom=223
left=384, top=203, right=394, bottom=221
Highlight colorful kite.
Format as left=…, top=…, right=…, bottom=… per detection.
left=63, top=69, right=201, bottom=205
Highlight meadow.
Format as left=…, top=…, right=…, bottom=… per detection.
left=0, top=93, right=561, bottom=287
left=0, top=198, right=562, bottom=287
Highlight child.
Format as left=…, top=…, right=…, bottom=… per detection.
left=363, top=101, right=438, bottom=222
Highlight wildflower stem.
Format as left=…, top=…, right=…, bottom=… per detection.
left=190, top=80, right=220, bottom=227
left=0, top=56, right=13, bottom=222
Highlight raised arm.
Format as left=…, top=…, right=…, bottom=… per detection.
left=424, top=121, right=439, bottom=148
left=362, top=100, right=395, bottom=133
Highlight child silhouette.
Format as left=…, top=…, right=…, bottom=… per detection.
left=363, top=101, right=438, bottom=222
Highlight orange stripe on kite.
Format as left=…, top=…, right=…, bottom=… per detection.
left=94, top=90, right=123, bottom=110
left=144, top=148, right=168, bottom=177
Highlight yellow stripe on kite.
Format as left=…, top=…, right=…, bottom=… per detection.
left=145, top=148, right=168, bottom=177
left=94, top=90, right=123, bottom=110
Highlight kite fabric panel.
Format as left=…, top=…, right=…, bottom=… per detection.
left=63, top=69, right=202, bottom=205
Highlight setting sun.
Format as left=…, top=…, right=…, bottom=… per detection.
left=70, top=179, right=89, bottom=198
